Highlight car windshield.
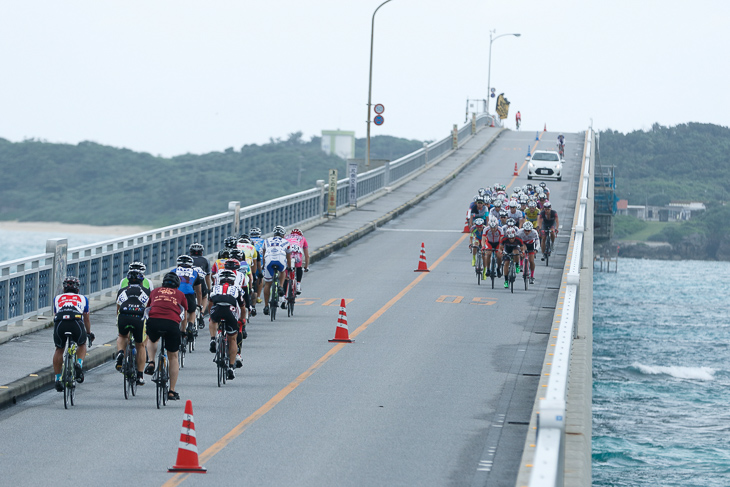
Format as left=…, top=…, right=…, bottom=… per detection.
left=532, top=153, right=560, bottom=162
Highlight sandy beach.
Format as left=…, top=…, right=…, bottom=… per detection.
left=0, top=221, right=152, bottom=236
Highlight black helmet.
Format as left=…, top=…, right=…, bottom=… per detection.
left=224, top=259, right=240, bottom=271
left=217, top=249, right=230, bottom=259
left=62, top=276, right=80, bottom=294
left=177, top=255, right=194, bottom=268
left=189, top=243, right=204, bottom=256
left=129, top=261, right=146, bottom=273
left=249, top=228, right=261, bottom=238
left=127, top=270, right=144, bottom=283
left=273, top=225, right=286, bottom=237
left=230, top=249, right=244, bottom=261
left=162, top=272, right=181, bottom=289
left=224, top=236, right=238, bottom=249
left=218, top=270, right=237, bottom=285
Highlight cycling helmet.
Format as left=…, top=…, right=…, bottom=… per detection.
left=290, top=228, right=303, bottom=236
left=484, top=195, right=492, bottom=205
left=506, top=218, right=516, bottom=227
left=508, top=200, right=518, bottom=208
left=538, top=192, right=546, bottom=200
left=224, top=236, right=238, bottom=249
left=512, top=187, right=520, bottom=194
left=506, top=228, right=517, bottom=238
left=539, top=182, right=547, bottom=189
left=176, top=255, right=194, bottom=268
left=129, top=261, right=146, bottom=273
left=488, top=217, right=499, bottom=228
left=238, top=235, right=252, bottom=245
left=523, top=221, right=534, bottom=231
left=528, top=200, right=537, bottom=208
left=189, top=243, right=204, bottom=256
left=62, top=276, right=81, bottom=293
left=162, top=272, right=181, bottom=289
left=475, top=196, right=485, bottom=204
left=526, top=183, right=534, bottom=192
left=492, top=199, right=502, bottom=208
left=229, top=249, right=243, bottom=261
left=544, top=201, right=552, bottom=208
left=519, top=195, right=528, bottom=204
left=217, top=249, right=230, bottom=259
left=499, top=210, right=508, bottom=218
left=249, top=228, right=262, bottom=238
left=224, top=259, right=240, bottom=271
left=126, top=270, right=144, bottom=283
left=273, top=225, right=286, bottom=237
left=474, top=218, right=485, bottom=227
left=218, top=270, right=237, bottom=285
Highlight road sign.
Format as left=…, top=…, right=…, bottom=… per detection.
left=374, top=115, right=384, bottom=126
left=374, top=104, right=385, bottom=114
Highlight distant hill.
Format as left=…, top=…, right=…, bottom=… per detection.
left=600, top=122, right=730, bottom=259
left=0, top=133, right=425, bottom=227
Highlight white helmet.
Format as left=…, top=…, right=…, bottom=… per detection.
left=523, top=221, right=534, bottom=231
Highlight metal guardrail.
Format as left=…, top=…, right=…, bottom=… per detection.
left=0, top=114, right=490, bottom=329
left=528, top=128, right=593, bottom=486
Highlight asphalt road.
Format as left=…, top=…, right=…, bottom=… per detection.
left=0, top=130, right=584, bottom=487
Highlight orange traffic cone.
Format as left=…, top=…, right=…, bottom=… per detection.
left=414, top=242, right=430, bottom=272
left=490, top=118, right=495, bottom=127
left=462, top=209, right=470, bottom=233
left=544, top=123, right=547, bottom=132
left=513, top=162, right=519, bottom=176
left=329, top=299, right=353, bottom=343
left=169, top=400, right=207, bottom=473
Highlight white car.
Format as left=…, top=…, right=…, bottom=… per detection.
left=527, top=150, right=562, bottom=181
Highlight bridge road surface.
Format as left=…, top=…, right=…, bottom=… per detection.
left=0, top=130, right=583, bottom=487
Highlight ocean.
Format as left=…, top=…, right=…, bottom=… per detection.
left=593, top=258, right=730, bottom=486
left=0, top=229, right=124, bottom=264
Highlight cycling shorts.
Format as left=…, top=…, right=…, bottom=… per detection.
left=184, top=293, right=197, bottom=313
left=53, top=313, right=87, bottom=349
left=503, top=244, right=521, bottom=255
left=117, top=313, right=145, bottom=343
left=210, top=305, right=239, bottom=335
left=145, top=318, right=181, bottom=353
left=525, top=242, right=537, bottom=254
left=264, top=259, right=286, bottom=282
left=484, top=240, right=500, bottom=251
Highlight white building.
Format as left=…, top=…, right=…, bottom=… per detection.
left=321, top=130, right=355, bottom=160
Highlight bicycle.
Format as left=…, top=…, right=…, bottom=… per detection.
left=503, top=252, right=522, bottom=294
left=153, top=335, right=169, bottom=409
left=185, top=320, right=196, bottom=353
left=196, top=305, right=205, bottom=330
left=542, top=229, right=553, bottom=266
left=522, top=253, right=530, bottom=291
left=269, top=269, right=280, bottom=322
left=120, top=325, right=138, bottom=400
left=558, top=143, right=565, bottom=160
left=471, top=245, right=484, bottom=285
left=214, top=320, right=230, bottom=387
left=283, top=267, right=296, bottom=316
left=179, top=329, right=186, bottom=369
left=60, top=331, right=78, bottom=409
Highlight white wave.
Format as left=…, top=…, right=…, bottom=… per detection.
left=632, top=362, right=716, bottom=381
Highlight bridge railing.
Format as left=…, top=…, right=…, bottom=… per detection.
left=527, top=128, right=593, bottom=487
left=0, top=114, right=490, bottom=329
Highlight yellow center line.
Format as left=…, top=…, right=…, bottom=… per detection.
left=164, top=233, right=469, bottom=486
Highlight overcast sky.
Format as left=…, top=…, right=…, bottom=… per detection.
left=1, top=1, right=727, bottom=157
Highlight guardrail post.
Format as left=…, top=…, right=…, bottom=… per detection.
left=471, top=113, right=477, bottom=135
left=423, top=142, right=429, bottom=165
left=384, top=161, right=391, bottom=187
left=228, top=201, right=240, bottom=235
left=452, top=124, right=458, bottom=150
left=316, top=180, right=325, bottom=216
left=47, top=238, right=68, bottom=297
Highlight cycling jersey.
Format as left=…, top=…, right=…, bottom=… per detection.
left=286, top=234, right=308, bottom=268
left=236, top=242, right=258, bottom=267
left=191, top=256, right=211, bottom=277
left=54, top=293, right=90, bottom=315
left=263, top=236, right=291, bottom=263
left=499, top=236, right=524, bottom=253
left=505, top=209, right=524, bottom=221
left=540, top=209, right=558, bottom=228
left=147, top=287, right=187, bottom=323
left=119, top=277, right=154, bottom=290
left=470, top=225, right=485, bottom=242
left=53, top=293, right=89, bottom=349
left=171, top=266, right=201, bottom=295
left=250, top=237, right=265, bottom=257
left=524, top=208, right=540, bottom=223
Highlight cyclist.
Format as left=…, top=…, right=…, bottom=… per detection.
left=52, top=276, right=94, bottom=391
left=468, top=196, right=489, bottom=228
left=524, top=200, right=540, bottom=227
left=517, top=221, right=540, bottom=284
left=227, top=252, right=252, bottom=340
left=261, top=225, right=292, bottom=316
left=145, top=272, right=186, bottom=401
left=482, top=217, right=504, bottom=278
left=538, top=182, right=551, bottom=201
left=236, top=236, right=259, bottom=311
left=536, top=191, right=548, bottom=210
left=285, top=228, right=310, bottom=295
left=498, top=227, right=526, bottom=289
left=114, top=268, right=151, bottom=385
left=515, top=111, right=521, bottom=130
left=208, top=270, right=244, bottom=380
left=469, top=217, right=487, bottom=269
left=489, top=198, right=503, bottom=221
left=557, top=134, right=566, bottom=157
left=171, top=255, right=203, bottom=341
left=121, top=262, right=154, bottom=289
left=505, top=200, right=525, bottom=228
left=249, top=228, right=266, bottom=304
left=537, top=201, right=559, bottom=260
left=189, top=243, right=211, bottom=329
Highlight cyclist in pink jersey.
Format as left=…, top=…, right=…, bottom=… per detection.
left=286, top=228, right=310, bottom=294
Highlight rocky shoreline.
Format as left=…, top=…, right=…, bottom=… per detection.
left=595, top=234, right=730, bottom=261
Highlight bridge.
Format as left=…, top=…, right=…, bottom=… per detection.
left=0, top=116, right=596, bottom=487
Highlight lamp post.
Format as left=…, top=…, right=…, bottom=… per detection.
left=486, top=30, right=521, bottom=115
left=366, top=0, right=393, bottom=172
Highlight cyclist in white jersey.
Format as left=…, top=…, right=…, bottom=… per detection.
left=261, top=225, right=292, bottom=316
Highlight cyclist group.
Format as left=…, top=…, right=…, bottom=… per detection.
left=51, top=226, right=309, bottom=402
left=467, top=182, right=559, bottom=288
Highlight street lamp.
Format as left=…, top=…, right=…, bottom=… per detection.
left=486, top=30, right=521, bottom=115
left=366, top=0, right=393, bottom=172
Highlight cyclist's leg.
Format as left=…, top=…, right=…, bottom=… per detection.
left=262, top=260, right=275, bottom=309
left=163, top=323, right=181, bottom=393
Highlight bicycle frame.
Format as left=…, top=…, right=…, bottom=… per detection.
left=155, top=335, right=169, bottom=409
left=62, top=332, right=77, bottom=409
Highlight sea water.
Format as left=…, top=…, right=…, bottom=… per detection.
left=593, top=258, right=730, bottom=486
left=0, top=230, right=121, bottom=263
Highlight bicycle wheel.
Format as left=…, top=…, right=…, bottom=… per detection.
left=287, top=281, right=295, bottom=317
left=476, top=255, right=483, bottom=286
left=524, top=268, right=529, bottom=291
left=162, top=358, right=168, bottom=406
left=544, top=236, right=551, bottom=266
left=70, top=379, right=75, bottom=406
left=179, top=337, right=185, bottom=369
left=216, top=333, right=225, bottom=387
left=222, top=337, right=228, bottom=385
left=63, top=351, right=72, bottom=409
left=510, top=265, right=515, bottom=294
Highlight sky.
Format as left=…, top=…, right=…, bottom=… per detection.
left=1, top=0, right=728, bottom=158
